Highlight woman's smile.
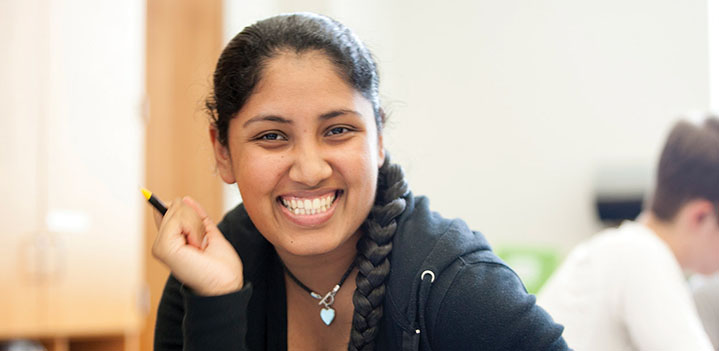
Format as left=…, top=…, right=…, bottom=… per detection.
left=277, top=190, right=343, bottom=227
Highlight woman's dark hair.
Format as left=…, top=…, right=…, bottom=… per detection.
left=352, top=156, right=407, bottom=350
left=650, top=115, right=719, bottom=221
left=206, top=13, right=406, bottom=350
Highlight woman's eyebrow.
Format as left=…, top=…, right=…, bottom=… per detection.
left=319, top=109, right=361, bottom=120
left=243, top=114, right=292, bottom=127
left=243, top=109, right=361, bottom=127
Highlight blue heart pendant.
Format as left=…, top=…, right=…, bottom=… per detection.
left=320, top=307, right=335, bottom=326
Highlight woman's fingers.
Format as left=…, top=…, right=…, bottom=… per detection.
left=183, top=196, right=209, bottom=219
left=182, top=196, right=209, bottom=248
left=199, top=216, right=244, bottom=294
left=152, top=197, right=203, bottom=261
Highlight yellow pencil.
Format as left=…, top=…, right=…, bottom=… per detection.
left=140, top=187, right=168, bottom=215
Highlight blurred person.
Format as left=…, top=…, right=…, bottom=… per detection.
left=149, top=12, right=567, bottom=351
left=538, top=116, right=719, bottom=350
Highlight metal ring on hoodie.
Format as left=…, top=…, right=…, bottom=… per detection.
left=421, top=270, right=435, bottom=283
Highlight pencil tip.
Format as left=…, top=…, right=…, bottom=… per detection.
left=140, top=187, right=152, bottom=200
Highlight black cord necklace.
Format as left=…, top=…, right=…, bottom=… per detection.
left=283, top=260, right=356, bottom=326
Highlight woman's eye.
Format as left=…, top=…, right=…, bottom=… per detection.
left=259, top=132, right=286, bottom=141
left=326, top=127, right=350, bottom=136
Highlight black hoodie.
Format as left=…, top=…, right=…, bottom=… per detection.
left=154, top=193, right=568, bottom=350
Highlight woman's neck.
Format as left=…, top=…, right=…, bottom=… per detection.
left=276, top=230, right=361, bottom=293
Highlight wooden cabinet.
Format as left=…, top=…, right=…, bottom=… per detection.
left=0, top=0, right=145, bottom=349
left=142, top=0, right=224, bottom=349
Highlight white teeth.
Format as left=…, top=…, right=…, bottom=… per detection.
left=281, top=192, right=338, bottom=215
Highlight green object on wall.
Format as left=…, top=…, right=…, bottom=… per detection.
left=496, top=246, right=561, bottom=294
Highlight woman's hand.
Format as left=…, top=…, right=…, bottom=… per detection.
left=151, top=196, right=243, bottom=296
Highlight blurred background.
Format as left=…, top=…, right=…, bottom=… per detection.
left=1, top=0, right=717, bottom=350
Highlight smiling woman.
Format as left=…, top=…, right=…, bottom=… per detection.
left=150, top=12, right=569, bottom=351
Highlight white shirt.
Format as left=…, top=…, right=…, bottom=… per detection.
left=538, top=221, right=713, bottom=351
left=692, top=274, right=719, bottom=350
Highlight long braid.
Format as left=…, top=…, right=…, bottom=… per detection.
left=349, top=156, right=409, bottom=351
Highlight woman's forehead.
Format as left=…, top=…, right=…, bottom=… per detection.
left=235, top=53, right=371, bottom=122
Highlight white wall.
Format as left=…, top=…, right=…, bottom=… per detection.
left=223, top=1, right=710, bottom=252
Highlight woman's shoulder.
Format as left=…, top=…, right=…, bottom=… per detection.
left=391, top=194, right=498, bottom=276
left=384, top=195, right=566, bottom=350
left=386, top=193, right=512, bottom=316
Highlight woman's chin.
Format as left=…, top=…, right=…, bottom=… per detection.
left=280, top=238, right=343, bottom=257
left=274, top=229, right=360, bottom=259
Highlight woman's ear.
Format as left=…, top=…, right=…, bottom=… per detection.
left=376, top=108, right=386, bottom=168
left=377, top=133, right=386, bottom=168
left=210, top=127, right=236, bottom=184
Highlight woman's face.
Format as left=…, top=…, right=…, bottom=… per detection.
left=212, top=51, right=384, bottom=258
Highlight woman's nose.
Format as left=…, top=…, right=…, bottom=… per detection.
left=288, top=142, right=332, bottom=187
